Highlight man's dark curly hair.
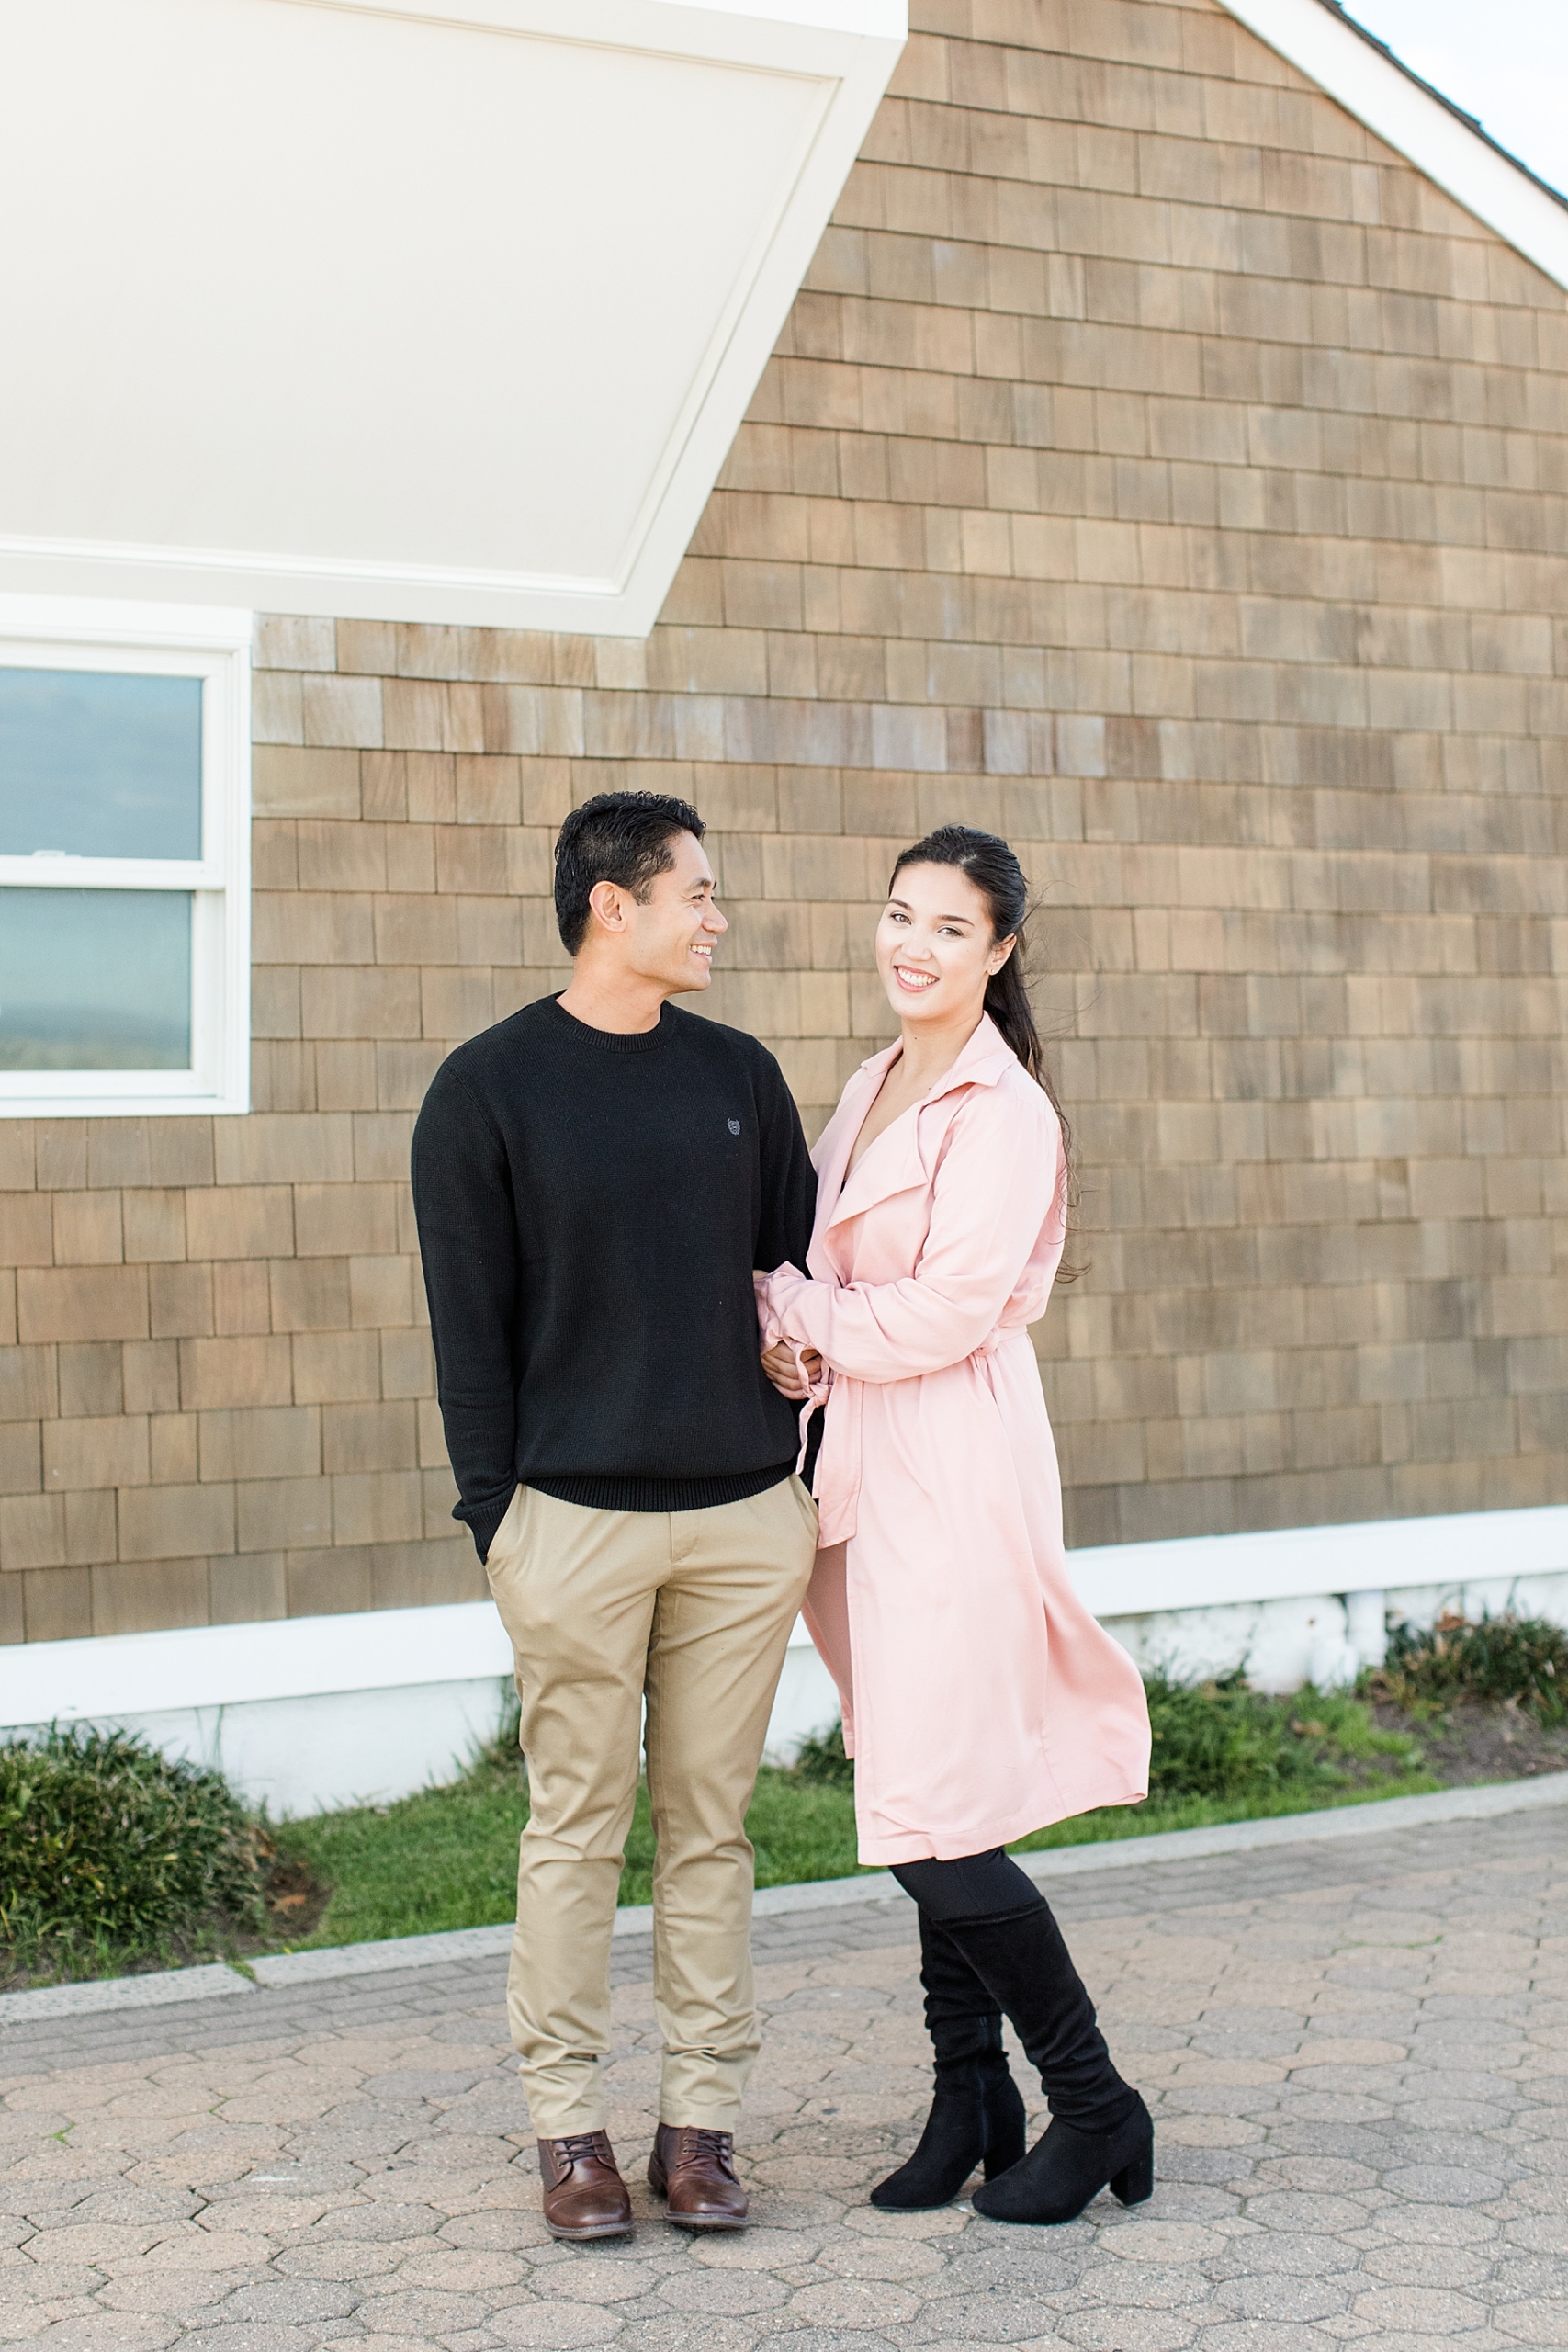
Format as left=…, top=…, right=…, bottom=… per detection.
left=553, top=790, right=705, bottom=956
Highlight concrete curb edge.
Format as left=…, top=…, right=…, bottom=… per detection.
left=6, top=1770, right=1566, bottom=2029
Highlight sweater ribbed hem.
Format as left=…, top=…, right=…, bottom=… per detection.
left=526, top=1462, right=795, bottom=1514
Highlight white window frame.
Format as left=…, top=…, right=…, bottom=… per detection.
left=0, top=593, right=251, bottom=1119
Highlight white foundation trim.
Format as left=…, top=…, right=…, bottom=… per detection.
left=5, top=1506, right=1562, bottom=1813
left=1064, top=1502, right=1568, bottom=1619
left=4, top=1503, right=1563, bottom=1731
left=1220, top=0, right=1568, bottom=290
left=0, top=1600, right=515, bottom=1726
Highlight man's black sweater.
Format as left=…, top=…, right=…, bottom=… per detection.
left=411, top=994, right=817, bottom=1560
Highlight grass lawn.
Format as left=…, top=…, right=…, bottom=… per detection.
left=269, top=1765, right=866, bottom=1950
left=13, top=1618, right=1564, bottom=1989
left=267, top=1675, right=1438, bottom=1952
left=15, top=1609, right=1568, bottom=1994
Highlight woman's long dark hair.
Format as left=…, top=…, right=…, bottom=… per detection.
left=890, top=824, right=1080, bottom=1272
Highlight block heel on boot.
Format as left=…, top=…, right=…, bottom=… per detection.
left=972, top=2093, right=1154, bottom=2227
left=870, top=2055, right=1026, bottom=2211
left=1110, top=2135, right=1154, bottom=2208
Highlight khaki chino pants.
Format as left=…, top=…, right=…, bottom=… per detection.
left=483, top=1475, right=818, bottom=2136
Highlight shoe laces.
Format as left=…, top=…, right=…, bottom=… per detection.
left=677, top=2127, right=735, bottom=2172
left=556, top=2131, right=608, bottom=2168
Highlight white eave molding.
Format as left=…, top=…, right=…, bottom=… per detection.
left=0, top=0, right=906, bottom=638
left=1223, top=0, right=1568, bottom=293
left=5, top=0, right=1557, bottom=649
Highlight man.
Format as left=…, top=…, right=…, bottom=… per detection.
left=412, top=790, right=818, bottom=2243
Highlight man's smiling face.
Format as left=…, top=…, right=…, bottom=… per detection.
left=622, top=827, right=728, bottom=995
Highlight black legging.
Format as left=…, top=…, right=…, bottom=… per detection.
left=890, top=1846, right=1042, bottom=1921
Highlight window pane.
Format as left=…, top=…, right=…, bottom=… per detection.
left=0, top=890, right=192, bottom=1070
left=0, top=670, right=203, bottom=859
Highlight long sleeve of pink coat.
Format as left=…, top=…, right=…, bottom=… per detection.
left=765, top=1081, right=1064, bottom=1383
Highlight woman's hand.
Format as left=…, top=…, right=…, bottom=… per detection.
left=761, top=1340, right=823, bottom=1400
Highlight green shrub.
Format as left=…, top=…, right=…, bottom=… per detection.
left=792, top=1718, right=853, bottom=1786
left=1376, top=1611, right=1568, bottom=1724
left=0, top=1724, right=263, bottom=1974
left=784, top=1669, right=1419, bottom=1809
left=1141, top=1669, right=1416, bottom=1799
left=1145, top=1668, right=1287, bottom=1798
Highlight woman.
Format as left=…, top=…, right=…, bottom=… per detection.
left=757, top=825, right=1153, bottom=2227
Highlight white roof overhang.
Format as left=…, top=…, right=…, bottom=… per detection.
left=1223, top=0, right=1568, bottom=292
left=0, top=0, right=905, bottom=635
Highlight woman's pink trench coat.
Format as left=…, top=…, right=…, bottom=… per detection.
left=757, top=1015, right=1150, bottom=1866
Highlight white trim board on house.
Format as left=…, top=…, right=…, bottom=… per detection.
left=655, top=1, right=907, bottom=28
left=6, top=1504, right=1564, bottom=1815
left=1066, top=1500, right=1568, bottom=1617
left=1223, top=0, right=1568, bottom=290
left=12, top=1500, right=1562, bottom=1724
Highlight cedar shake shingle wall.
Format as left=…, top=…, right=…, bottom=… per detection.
left=2, top=0, right=1565, bottom=1642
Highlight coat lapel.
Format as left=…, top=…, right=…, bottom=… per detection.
left=810, top=1046, right=897, bottom=1257
left=824, top=1108, right=929, bottom=1234
left=819, top=1015, right=1018, bottom=1238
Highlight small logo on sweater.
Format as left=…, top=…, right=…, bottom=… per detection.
left=728, top=1118, right=741, bottom=1135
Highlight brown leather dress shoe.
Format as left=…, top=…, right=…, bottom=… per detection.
left=648, top=2122, right=749, bottom=2229
left=537, top=2131, right=633, bottom=2241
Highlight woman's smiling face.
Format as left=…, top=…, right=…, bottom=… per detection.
left=874, top=860, right=1014, bottom=1030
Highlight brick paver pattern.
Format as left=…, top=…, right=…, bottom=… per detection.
left=2, top=1808, right=1565, bottom=2351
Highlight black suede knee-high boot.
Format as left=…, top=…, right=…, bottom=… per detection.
left=939, top=1900, right=1154, bottom=2226
left=870, top=1912, right=1027, bottom=2210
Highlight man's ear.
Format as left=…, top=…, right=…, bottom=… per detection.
left=587, top=879, right=629, bottom=934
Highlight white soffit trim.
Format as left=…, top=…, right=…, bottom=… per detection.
left=1221, top=0, right=1568, bottom=292
left=4, top=1505, right=1563, bottom=1729
left=677, top=0, right=906, bottom=28
left=0, top=0, right=906, bottom=636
